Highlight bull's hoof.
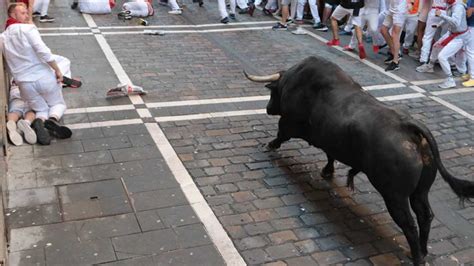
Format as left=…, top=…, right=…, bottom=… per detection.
left=321, top=168, right=334, bottom=179
left=267, top=140, right=281, bottom=151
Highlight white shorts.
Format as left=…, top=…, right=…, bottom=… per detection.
left=332, top=5, right=362, bottom=26
left=383, top=11, right=406, bottom=27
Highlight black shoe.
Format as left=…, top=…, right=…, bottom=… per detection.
left=39, top=15, right=55, bottom=23
left=220, top=17, right=229, bottom=24
left=238, top=8, right=249, bottom=14
left=262, top=8, right=272, bottom=16
left=32, top=11, right=41, bottom=17
left=45, top=118, right=72, bottom=139
left=229, top=13, right=236, bottom=19
left=31, top=119, right=51, bottom=145
left=199, top=0, right=204, bottom=6
left=384, top=53, right=394, bottom=64
left=71, top=2, right=78, bottom=9
left=385, top=61, right=400, bottom=72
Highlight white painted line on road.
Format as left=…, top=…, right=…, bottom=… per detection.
left=136, top=108, right=152, bottom=118
left=431, top=87, right=474, bottom=96
left=362, top=83, right=405, bottom=91
left=146, top=95, right=269, bottom=108
left=98, top=20, right=277, bottom=30
left=155, top=109, right=267, bottom=122
left=145, top=123, right=246, bottom=266
left=430, top=96, right=474, bottom=120
left=409, top=85, right=427, bottom=93
left=101, top=26, right=273, bottom=35
left=82, top=13, right=98, bottom=28
left=67, top=118, right=143, bottom=129
left=65, top=104, right=135, bottom=114
left=38, top=27, right=91, bottom=31
left=41, top=32, right=93, bottom=36
left=378, top=93, right=425, bottom=102
left=410, top=78, right=445, bottom=85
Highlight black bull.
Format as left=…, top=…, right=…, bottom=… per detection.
left=245, top=56, right=474, bottom=264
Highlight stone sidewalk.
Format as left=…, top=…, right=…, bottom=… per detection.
left=3, top=0, right=474, bottom=265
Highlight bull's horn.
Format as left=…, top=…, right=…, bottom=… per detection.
left=243, top=71, right=280, bottom=82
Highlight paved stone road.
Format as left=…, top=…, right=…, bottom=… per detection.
left=3, top=0, right=474, bottom=265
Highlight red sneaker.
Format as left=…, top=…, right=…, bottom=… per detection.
left=326, top=39, right=340, bottom=46
left=372, top=45, right=379, bottom=54
left=343, top=45, right=354, bottom=51
left=358, top=44, right=366, bottom=59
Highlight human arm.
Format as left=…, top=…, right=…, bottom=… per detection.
left=437, top=5, right=464, bottom=29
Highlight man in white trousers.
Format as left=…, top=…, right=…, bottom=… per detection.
left=416, top=0, right=470, bottom=89
left=218, top=0, right=237, bottom=23
left=419, top=0, right=448, bottom=65
left=344, top=0, right=382, bottom=54
left=2, top=3, right=72, bottom=145
left=380, top=0, right=407, bottom=71
left=295, top=0, right=328, bottom=30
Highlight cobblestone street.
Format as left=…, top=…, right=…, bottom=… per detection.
left=3, top=0, right=474, bottom=265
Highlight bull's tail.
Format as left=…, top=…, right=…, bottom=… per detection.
left=406, top=120, right=474, bottom=203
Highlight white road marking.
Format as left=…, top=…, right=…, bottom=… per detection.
left=98, top=20, right=277, bottom=30
left=101, top=26, right=273, bottom=35
left=155, top=109, right=267, bottom=122
left=67, top=118, right=143, bottom=129
left=38, top=27, right=91, bottom=31
left=146, top=95, right=269, bottom=108
left=378, top=93, right=425, bottom=102
left=82, top=13, right=246, bottom=266
left=362, top=83, right=405, bottom=91
left=431, top=87, right=474, bottom=96
left=65, top=105, right=135, bottom=114
left=430, top=96, right=474, bottom=120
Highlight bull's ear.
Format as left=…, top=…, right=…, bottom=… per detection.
left=265, top=83, right=277, bottom=90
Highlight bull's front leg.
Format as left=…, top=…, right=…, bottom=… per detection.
left=321, top=155, right=335, bottom=179
left=267, top=117, right=306, bottom=151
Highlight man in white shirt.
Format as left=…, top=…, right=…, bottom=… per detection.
left=2, top=3, right=72, bottom=145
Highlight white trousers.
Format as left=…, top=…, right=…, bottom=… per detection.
left=430, top=31, right=470, bottom=76
left=236, top=0, right=248, bottom=10
left=79, top=0, right=112, bottom=14
left=18, top=72, right=67, bottom=120
left=289, top=0, right=297, bottom=19
left=265, top=0, right=277, bottom=10
left=403, top=15, right=418, bottom=49
left=349, top=9, right=379, bottom=47
left=218, top=0, right=236, bottom=18
left=168, top=0, right=180, bottom=11
left=296, top=0, right=320, bottom=23
left=420, top=10, right=447, bottom=63
left=33, top=0, right=50, bottom=16
left=466, top=27, right=474, bottom=77
left=123, top=2, right=150, bottom=16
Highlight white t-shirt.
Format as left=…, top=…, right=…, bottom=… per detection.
left=386, top=0, right=408, bottom=13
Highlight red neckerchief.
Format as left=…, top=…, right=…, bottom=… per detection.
left=5, top=17, right=22, bottom=30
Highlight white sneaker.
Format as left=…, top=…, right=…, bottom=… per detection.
left=7, top=120, right=23, bottom=146
left=17, top=119, right=37, bottom=144
left=291, top=27, right=307, bottom=35
left=168, top=10, right=182, bottom=14
left=416, top=63, right=434, bottom=73
left=438, top=77, right=456, bottom=89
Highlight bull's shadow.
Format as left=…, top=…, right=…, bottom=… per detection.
left=257, top=138, right=434, bottom=265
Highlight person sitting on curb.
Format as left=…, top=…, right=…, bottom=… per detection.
left=2, top=3, right=72, bottom=145
left=6, top=82, right=37, bottom=146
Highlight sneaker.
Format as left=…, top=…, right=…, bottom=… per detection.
left=71, top=2, right=78, bottom=9
left=286, top=18, right=293, bottom=24
left=272, top=22, right=287, bottom=30
left=343, top=45, right=354, bottom=51
left=326, top=39, right=340, bottom=46
left=6, top=120, right=23, bottom=146
left=220, top=17, right=229, bottom=24
left=295, top=19, right=304, bottom=25
left=39, top=15, right=55, bottom=23
left=118, top=10, right=131, bottom=16
left=372, top=45, right=379, bottom=54
left=262, top=8, right=272, bottom=16
left=168, top=9, right=182, bottom=14
left=62, top=76, right=82, bottom=88
left=452, top=70, right=465, bottom=77
left=385, top=61, right=400, bottom=72
left=416, top=63, right=434, bottom=73
left=17, top=119, right=37, bottom=145
left=358, top=44, right=366, bottom=59
left=32, top=12, right=41, bottom=17
left=461, top=73, right=471, bottom=82
left=31, top=119, right=51, bottom=145
left=313, top=23, right=328, bottom=32
left=384, top=53, right=394, bottom=64
left=462, top=78, right=474, bottom=87
left=44, top=118, right=72, bottom=139
left=229, top=13, right=236, bottom=19
left=438, top=77, right=456, bottom=89
left=199, top=0, right=204, bottom=7
left=339, top=30, right=352, bottom=36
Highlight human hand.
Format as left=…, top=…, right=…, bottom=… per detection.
left=55, top=70, right=63, bottom=84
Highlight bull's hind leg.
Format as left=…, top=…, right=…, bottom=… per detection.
left=347, top=169, right=360, bottom=191
left=410, top=164, right=436, bottom=257
left=384, top=197, right=424, bottom=264
left=321, top=155, right=334, bottom=179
